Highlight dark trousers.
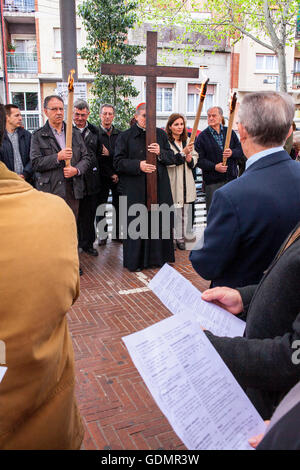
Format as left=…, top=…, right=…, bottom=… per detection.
left=65, top=180, right=79, bottom=220
left=65, top=180, right=81, bottom=271
left=78, top=193, right=99, bottom=250
left=96, top=179, right=120, bottom=239
left=205, top=181, right=226, bottom=213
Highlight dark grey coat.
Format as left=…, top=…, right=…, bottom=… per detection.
left=76, top=122, right=102, bottom=196
left=30, top=121, right=91, bottom=200
left=0, top=128, right=33, bottom=182
left=205, top=224, right=300, bottom=419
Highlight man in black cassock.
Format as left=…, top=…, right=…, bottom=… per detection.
left=114, top=103, right=179, bottom=272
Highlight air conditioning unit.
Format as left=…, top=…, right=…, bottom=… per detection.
left=263, top=76, right=277, bottom=84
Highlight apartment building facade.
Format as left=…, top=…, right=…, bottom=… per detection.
left=1, top=1, right=298, bottom=132
left=231, top=11, right=300, bottom=124
left=0, top=0, right=91, bottom=131
left=0, top=0, right=233, bottom=132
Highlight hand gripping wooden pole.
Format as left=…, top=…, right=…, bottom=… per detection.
left=223, top=92, right=237, bottom=166
left=65, top=68, right=75, bottom=167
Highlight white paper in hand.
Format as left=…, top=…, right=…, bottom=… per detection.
left=149, top=263, right=245, bottom=337
left=123, top=312, right=265, bottom=450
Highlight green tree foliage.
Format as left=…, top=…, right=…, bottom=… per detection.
left=78, top=0, right=143, bottom=129
left=140, top=0, right=298, bottom=92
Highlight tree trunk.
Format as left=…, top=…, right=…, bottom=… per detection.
left=277, top=46, right=287, bottom=92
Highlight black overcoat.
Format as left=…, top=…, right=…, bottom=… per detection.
left=0, top=127, right=33, bottom=182
left=113, top=124, right=178, bottom=271
left=78, top=122, right=102, bottom=196
left=114, top=124, right=176, bottom=207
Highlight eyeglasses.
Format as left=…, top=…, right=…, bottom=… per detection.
left=46, top=107, right=64, bottom=112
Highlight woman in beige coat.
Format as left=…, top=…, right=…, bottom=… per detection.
left=166, top=113, right=197, bottom=250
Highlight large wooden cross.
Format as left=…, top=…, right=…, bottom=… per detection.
left=101, top=31, right=199, bottom=209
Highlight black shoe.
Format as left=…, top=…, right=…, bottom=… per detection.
left=79, top=267, right=83, bottom=276
left=83, top=247, right=99, bottom=257
left=176, top=240, right=186, bottom=250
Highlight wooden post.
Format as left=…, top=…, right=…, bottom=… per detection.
left=65, top=69, right=75, bottom=167
left=223, top=92, right=237, bottom=166
left=146, top=31, right=158, bottom=210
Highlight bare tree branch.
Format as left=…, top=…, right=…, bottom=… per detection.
left=263, top=0, right=281, bottom=49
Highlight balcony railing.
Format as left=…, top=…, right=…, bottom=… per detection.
left=4, top=0, right=35, bottom=13
left=293, top=73, right=300, bottom=89
left=22, top=113, right=40, bottom=132
left=7, top=52, right=37, bottom=73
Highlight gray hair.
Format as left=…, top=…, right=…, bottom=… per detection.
left=238, top=91, right=294, bottom=146
left=135, top=103, right=146, bottom=115
left=100, top=103, right=115, bottom=114
left=74, top=99, right=90, bottom=112
left=44, top=95, right=64, bottom=109
left=207, top=106, right=223, bottom=116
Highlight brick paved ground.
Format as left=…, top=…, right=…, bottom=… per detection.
left=70, top=238, right=209, bottom=450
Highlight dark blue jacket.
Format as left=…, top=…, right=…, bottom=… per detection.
left=195, top=126, right=243, bottom=185
left=0, top=127, right=33, bottom=182
left=190, top=150, right=300, bottom=288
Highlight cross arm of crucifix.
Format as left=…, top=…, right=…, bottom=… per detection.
left=101, top=31, right=200, bottom=208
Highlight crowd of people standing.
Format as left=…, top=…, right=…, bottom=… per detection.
left=0, top=96, right=247, bottom=273
left=2, top=91, right=300, bottom=450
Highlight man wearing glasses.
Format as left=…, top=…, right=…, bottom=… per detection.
left=30, top=95, right=91, bottom=215
left=30, top=95, right=91, bottom=274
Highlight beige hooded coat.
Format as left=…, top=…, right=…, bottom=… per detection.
left=0, top=162, right=84, bottom=449
left=167, top=141, right=197, bottom=207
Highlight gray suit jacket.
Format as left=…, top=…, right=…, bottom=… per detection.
left=205, top=224, right=300, bottom=419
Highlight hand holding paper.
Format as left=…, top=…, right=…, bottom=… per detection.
left=149, top=264, right=245, bottom=337
left=201, top=286, right=244, bottom=315
left=123, top=312, right=265, bottom=450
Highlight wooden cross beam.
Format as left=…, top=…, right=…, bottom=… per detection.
left=101, top=31, right=199, bottom=209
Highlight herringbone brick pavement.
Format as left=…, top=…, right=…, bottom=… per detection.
left=70, top=240, right=209, bottom=450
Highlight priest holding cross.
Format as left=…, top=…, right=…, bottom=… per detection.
left=102, top=31, right=200, bottom=271
left=114, top=102, right=182, bottom=271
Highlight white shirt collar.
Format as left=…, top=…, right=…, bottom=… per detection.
left=246, top=146, right=284, bottom=170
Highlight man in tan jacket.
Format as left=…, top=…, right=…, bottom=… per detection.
left=0, top=161, right=84, bottom=449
